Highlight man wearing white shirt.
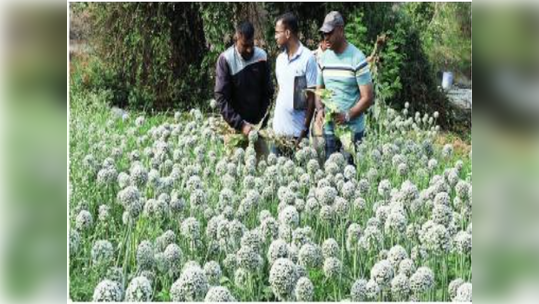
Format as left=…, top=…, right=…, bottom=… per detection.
left=273, top=12, right=317, bottom=156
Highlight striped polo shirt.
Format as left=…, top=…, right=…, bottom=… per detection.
left=317, top=42, right=372, bottom=135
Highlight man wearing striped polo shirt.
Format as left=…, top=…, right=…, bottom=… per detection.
left=315, top=11, right=374, bottom=162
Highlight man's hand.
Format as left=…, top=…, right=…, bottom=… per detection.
left=333, top=112, right=348, bottom=125
left=241, top=122, right=253, bottom=136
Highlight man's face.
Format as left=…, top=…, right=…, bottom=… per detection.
left=274, top=20, right=288, bottom=48
left=323, top=26, right=343, bottom=50
left=236, top=33, right=254, bottom=60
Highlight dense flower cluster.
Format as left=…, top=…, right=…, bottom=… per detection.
left=71, top=104, right=471, bottom=301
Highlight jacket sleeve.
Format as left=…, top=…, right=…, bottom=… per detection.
left=214, top=54, right=244, bottom=130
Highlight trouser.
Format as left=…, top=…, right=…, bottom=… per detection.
left=245, top=137, right=270, bottom=162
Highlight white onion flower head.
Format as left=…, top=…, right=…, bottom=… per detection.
left=279, top=205, right=300, bottom=228
left=370, top=259, right=394, bottom=288
left=117, top=172, right=130, bottom=189
left=209, top=99, right=218, bottom=110
left=91, top=240, right=114, bottom=265
left=323, top=257, right=342, bottom=279
left=136, top=240, right=155, bottom=270
left=365, top=279, right=380, bottom=300
left=391, top=273, right=410, bottom=300
left=421, top=221, right=451, bottom=253
left=432, top=202, right=453, bottom=227
left=409, top=266, right=435, bottom=294
left=455, top=180, right=470, bottom=200
left=359, top=225, right=384, bottom=251
left=268, top=239, right=290, bottom=265
left=334, top=196, right=350, bottom=216
left=388, top=245, right=409, bottom=268
left=97, top=167, right=118, bottom=186
left=117, top=186, right=141, bottom=208
left=98, top=205, right=111, bottom=222
left=398, top=258, right=416, bottom=277
left=269, top=258, right=298, bottom=301
left=76, top=210, right=93, bottom=231
left=70, top=229, right=80, bottom=256
left=454, top=230, right=472, bottom=255
left=344, top=165, right=356, bottom=180
left=164, top=243, right=183, bottom=273
left=135, top=115, right=145, bottom=126
left=442, top=144, right=454, bottom=159
left=454, top=282, right=472, bottom=302
left=316, top=186, right=338, bottom=206
left=92, top=279, right=123, bottom=302
left=385, top=209, right=407, bottom=235
left=261, top=217, right=279, bottom=240
left=298, top=243, right=323, bottom=268
left=125, top=276, right=153, bottom=301
left=143, top=198, right=169, bottom=219
left=203, top=261, right=222, bottom=286
left=319, top=205, right=335, bottom=223
left=428, top=159, right=438, bottom=171
left=397, top=163, right=408, bottom=176
left=307, top=159, right=320, bottom=174
left=170, top=264, right=209, bottom=301
left=322, top=238, right=340, bottom=259
left=181, top=217, right=201, bottom=241
left=378, top=179, right=392, bottom=198
left=236, top=245, right=262, bottom=272
left=294, top=277, right=314, bottom=301
left=448, top=278, right=465, bottom=300
left=204, top=286, right=236, bottom=302
left=240, top=229, right=263, bottom=253
left=341, top=181, right=356, bottom=200
left=350, top=278, right=368, bottom=301
left=346, top=223, right=362, bottom=249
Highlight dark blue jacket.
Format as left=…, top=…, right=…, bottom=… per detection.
left=214, top=46, right=274, bottom=130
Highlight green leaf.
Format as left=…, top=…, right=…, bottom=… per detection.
left=219, top=276, right=230, bottom=284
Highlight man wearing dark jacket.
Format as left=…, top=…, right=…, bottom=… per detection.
left=214, top=21, right=274, bottom=136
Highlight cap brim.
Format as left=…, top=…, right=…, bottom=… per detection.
left=319, top=24, right=334, bottom=33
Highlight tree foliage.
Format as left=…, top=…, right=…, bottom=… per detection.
left=71, top=2, right=470, bottom=131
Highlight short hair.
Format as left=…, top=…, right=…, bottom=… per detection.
left=236, top=21, right=255, bottom=40
left=276, top=12, right=299, bottom=36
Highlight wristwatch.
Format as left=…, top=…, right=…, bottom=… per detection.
left=344, top=111, right=351, bottom=123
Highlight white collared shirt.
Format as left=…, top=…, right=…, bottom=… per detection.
left=273, top=43, right=318, bottom=137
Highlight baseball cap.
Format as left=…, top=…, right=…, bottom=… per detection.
left=319, top=11, right=344, bottom=33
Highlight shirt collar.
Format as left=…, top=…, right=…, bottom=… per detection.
left=283, top=42, right=304, bottom=62
left=234, top=45, right=255, bottom=63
